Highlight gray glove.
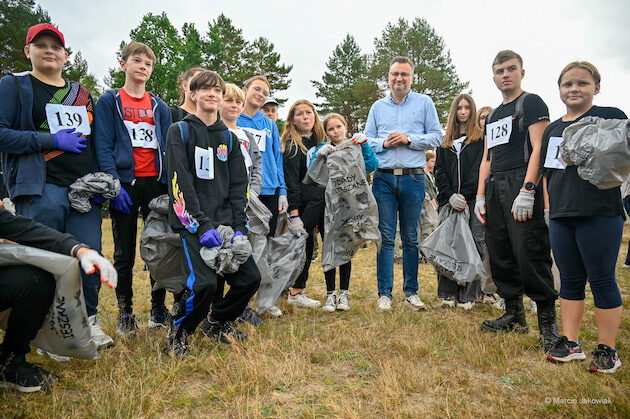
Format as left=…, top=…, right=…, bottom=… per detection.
left=289, top=216, right=307, bottom=237
left=278, top=194, right=288, bottom=214
left=316, top=144, right=336, bottom=158
left=474, top=195, right=486, bottom=225
left=511, top=188, right=535, bottom=222
left=448, top=193, right=467, bottom=211
left=78, top=249, right=117, bottom=289
left=544, top=208, right=550, bottom=227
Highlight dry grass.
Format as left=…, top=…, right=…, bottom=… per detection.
left=1, top=222, right=629, bottom=418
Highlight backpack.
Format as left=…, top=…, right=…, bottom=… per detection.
left=485, top=92, right=530, bottom=163
left=176, top=121, right=232, bottom=154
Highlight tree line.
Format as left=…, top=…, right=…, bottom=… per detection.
left=1, top=1, right=469, bottom=131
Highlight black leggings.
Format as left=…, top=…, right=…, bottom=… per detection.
left=325, top=261, right=352, bottom=292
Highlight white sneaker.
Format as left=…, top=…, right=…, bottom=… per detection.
left=493, top=297, right=506, bottom=310
left=405, top=294, right=427, bottom=311
left=441, top=297, right=456, bottom=308
left=36, top=348, right=70, bottom=362
left=621, top=263, right=630, bottom=269
left=530, top=300, right=537, bottom=314
left=322, top=291, right=337, bottom=312
left=265, top=305, right=283, bottom=317
left=89, top=314, right=114, bottom=350
left=337, top=290, right=350, bottom=311
left=457, top=301, right=475, bottom=310
left=376, top=295, right=392, bottom=311
left=287, top=292, right=321, bottom=308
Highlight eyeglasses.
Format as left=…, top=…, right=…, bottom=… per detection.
left=388, top=72, right=412, bottom=78
left=250, top=85, right=270, bottom=97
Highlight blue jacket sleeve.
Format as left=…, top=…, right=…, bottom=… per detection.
left=272, top=121, right=287, bottom=195
left=361, top=143, right=378, bottom=174
left=309, top=143, right=325, bottom=166
left=0, top=75, right=56, bottom=153
left=93, top=91, right=120, bottom=179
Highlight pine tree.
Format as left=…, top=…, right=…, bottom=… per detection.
left=242, top=37, right=293, bottom=102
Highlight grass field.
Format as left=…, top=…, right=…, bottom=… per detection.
left=1, top=222, right=629, bottom=417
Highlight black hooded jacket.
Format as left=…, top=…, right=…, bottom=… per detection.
left=435, top=134, right=484, bottom=208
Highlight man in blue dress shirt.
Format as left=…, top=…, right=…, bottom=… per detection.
left=366, top=56, right=442, bottom=312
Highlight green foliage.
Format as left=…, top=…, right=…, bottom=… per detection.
left=242, top=37, right=293, bottom=102
left=0, top=0, right=51, bottom=74
left=312, top=34, right=379, bottom=134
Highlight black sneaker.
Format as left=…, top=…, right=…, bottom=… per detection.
left=163, top=328, right=191, bottom=357
left=236, top=307, right=264, bottom=327
left=589, top=344, right=622, bottom=373
left=0, top=354, right=58, bottom=393
left=116, top=313, right=138, bottom=338
left=200, top=317, right=247, bottom=344
left=148, top=309, right=171, bottom=329
left=546, top=336, right=587, bottom=363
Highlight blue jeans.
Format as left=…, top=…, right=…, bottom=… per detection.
left=372, top=171, right=425, bottom=298
left=14, top=183, right=103, bottom=316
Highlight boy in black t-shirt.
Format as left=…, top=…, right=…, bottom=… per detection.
left=0, top=23, right=113, bottom=351
left=475, top=50, right=559, bottom=351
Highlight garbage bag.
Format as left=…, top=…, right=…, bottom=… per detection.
left=304, top=140, right=381, bottom=272
left=140, top=195, right=184, bottom=294
left=200, top=225, right=253, bottom=275
left=419, top=207, right=484, bottom=285
left=68, top=172, right=120, bottom=213
left=560, top=116, right=630, bottom=190
left=0, top=243, right=98, bottom=360
left=256, top=215, right=307, bottom=313
left=418, top=193, right=438, bottom=243
left=246, top=193, right=272, bottom=236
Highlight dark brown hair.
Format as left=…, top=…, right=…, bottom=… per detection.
left=178, top=66, right=205, bottom=104
left=189, top=70, right=226, bottom=94
left=121, top=41, right=156, bottom=64
left=492, top=50, right=522, bottom=69
left=389, top=56, right=414, bottom=72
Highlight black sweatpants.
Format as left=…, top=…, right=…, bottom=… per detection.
left=110, top=176, right=167, bottom=314
left=293, top=199, right=325, bottom=290
left=173, top=231, right=260, bottom=337
left=0, top=265, right=55, bottom=359
left=484, top=167, right=557, bottom=303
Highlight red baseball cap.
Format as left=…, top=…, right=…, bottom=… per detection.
left=25, top=23, right=65, bottom=48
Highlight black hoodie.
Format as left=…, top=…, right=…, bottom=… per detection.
left=435, top=134, right=484, bottom=208
left=166, top=114, right=248, bottom=236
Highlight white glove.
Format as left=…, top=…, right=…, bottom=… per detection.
left=474, top=195, right=487, bottom=225
left=544, top=208, right=550, bottom=228
left=288, top=216, right=307, bottom=237
left=249, top=187, right=258, bottom=199
left=278, top=194, right=288, bottom=214
left=78, top=249, right=117, bottom=289
left=511, top=188, right=535, bottom=222
left=352, top=133, right=368, bottom=145
left=448, top=193, right=467, bottom=211
left=316, top=144, right=336, bottom=158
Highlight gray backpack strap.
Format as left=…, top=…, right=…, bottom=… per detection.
left=515, top=92, right=531, bottom=164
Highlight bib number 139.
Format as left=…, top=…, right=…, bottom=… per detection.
left=45, top=103, right=91, bottom=135
left=486, top=115, right=512, bottom=149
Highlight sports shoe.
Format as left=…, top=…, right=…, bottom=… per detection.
left=530, top=300, right=538, bottom=314
left=0, top=354, right=58, bottom=393
left=265, top=305, right=283, bottom=317
left=457, top=301, right=475, bottom=310
left=588, top=344, right=622, bottom=373
left=376, top=295, right=392, bottom=312
left=337, top=290, right=350, bottom=311
left=621, top=263, right=630, bottom=269
left=405, top=294, right=427, bottom=311
left=493, top=297, right=506, bottom=310
left=89, top=314, right=114, bottom=349
left=148, top=309, right=171, bottom=329
left=163, top=328, right=190, bottom=357
left=287, top=292, right=321, bottom=308
left=546, top=336, right=586, bottom=363
left=237, top=307, right=264, bottom=326
left=116, top=313, right=138, bottom=338
left=200, top=318, right=247, bottom=344
left=441, top=297, right=456, bottom=308
left=482, top=294, right=497, bottom=304
left=322, top=291, right=337, bottom=312
left=35, top=349, right=70, bottom=362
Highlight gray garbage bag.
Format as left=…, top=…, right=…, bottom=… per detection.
left=560, top=116, right=630, bottom=189
left=305, top=140, right=381, bottom=272
left=68, top=172, right=120, bottom=213
left=140, top=195, right=184, bottom=294
left=246, top=194, right=272, bottom=236
left=0, top=243, right=98, bottom=360
left=256, top=215, right=307, bottom=313
left=200, top=225, right=252, bottom=275
left=418, top=193, right=438, bottom=243
left=419, top=207, right=484, bottom=285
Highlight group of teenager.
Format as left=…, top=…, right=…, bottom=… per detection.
left=0, top=23, right=625, bottom=393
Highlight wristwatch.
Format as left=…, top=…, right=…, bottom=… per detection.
left=406, top=135, right=411, bottom=144
left=523, top=182, right=536, bottom=191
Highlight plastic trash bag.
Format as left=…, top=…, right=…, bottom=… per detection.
left=418, top=192, right=438, bottom=243
left=247, top=193, right=272, bottom=236
left=256, top=215, right=307, bottom=314
left=0, top=243, right=98, bottom=360
left=140, top=195, right=184, bottom=294
left=68, top=172, right=120, bottom=213
left=419, top=207, right=484, bottom=285
left=304, top=140, right=381, bottom=272
left=560, top=116, right=630, bottom=190
left=200, top=225, right=252, bottom=275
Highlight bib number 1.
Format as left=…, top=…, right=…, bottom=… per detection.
left=543, top=136, right=567, bottom=170
left=195, top=146, right=214, bottom=180
left=486, top=115, right=512, bottom=149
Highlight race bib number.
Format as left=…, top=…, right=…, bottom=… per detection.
left=543, top=136, right=567, bottom=170
left=124, top=121, right=157, bottom=149
left=45, top=104, right=91, bottom=135
left=486, top=115, right=512, bottom=149
left=242, top=128, right=266, bottom=152
left=194, top=146, right=214, bottom=180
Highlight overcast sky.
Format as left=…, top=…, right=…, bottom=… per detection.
left=39, top=0, right=630, bottom=121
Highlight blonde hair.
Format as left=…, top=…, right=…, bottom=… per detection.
left=477, top=106, right=492, bottom=130
left=558, top=61, right=601, bottom=86
left=243, top=75, right=270, bottom=89
left=443, top=94, right=483, bottom=148
left=281, top=100, right=324, bottom=157
left=224, top=83, right=245, bottom=103
left=322, top=113, right=347, bottom=141
left=121, top=41, right=156, bottom=65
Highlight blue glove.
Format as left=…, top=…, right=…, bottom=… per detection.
left=200, top=229, right=222, bottom=248
left=92, top=196, right=107, bottom=206
left=110, top=186, right=132, bottom=214
left=54, top=128, right=86, bottom=153
left=231, top=231, right=245, bottom=243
